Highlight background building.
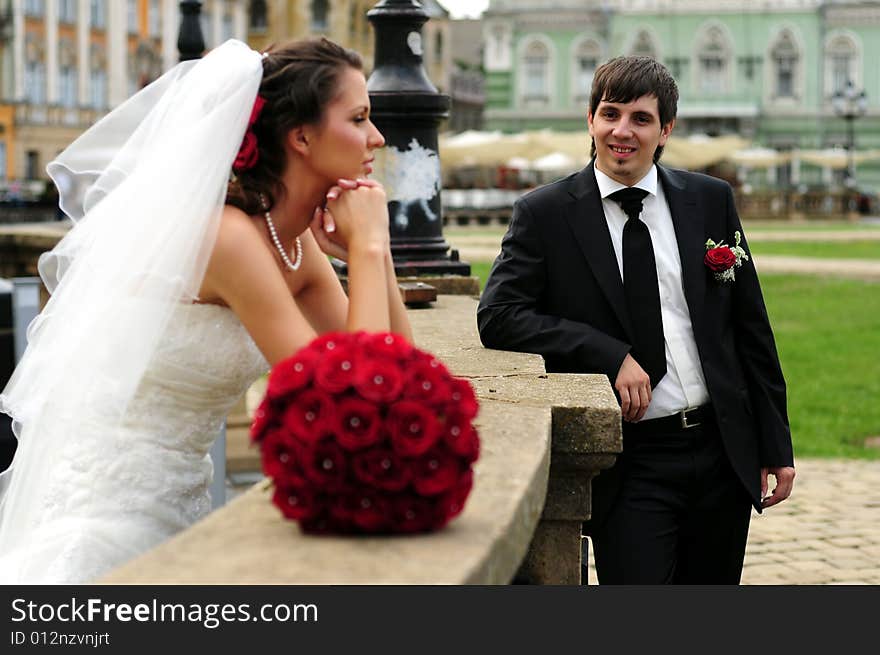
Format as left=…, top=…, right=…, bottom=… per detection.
left=0, top=1, right=462, bottom=189
left=482, top=0, right=880, bottom=190
left=0, top=0, right=248, bottom=189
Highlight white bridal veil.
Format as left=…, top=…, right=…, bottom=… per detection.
left=0, top=40, right=263, bottom=574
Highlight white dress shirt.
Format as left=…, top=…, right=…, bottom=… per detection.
left=595, top=165, right=710, bottom=420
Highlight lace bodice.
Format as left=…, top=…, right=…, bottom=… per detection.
left=2, top=303, right=268, bottom=583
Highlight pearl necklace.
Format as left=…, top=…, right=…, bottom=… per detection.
left=260, top=194, right=302, bottom=272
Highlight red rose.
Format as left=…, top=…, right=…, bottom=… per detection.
left=443, top=414, right=480, bottom=463
left=299, top=514, right=354, bottom=535
left=281, top=389, right=333, bottom=441
left=313, top=344, right=359, bottom=393
left=412, top=448, right=461, bottom=496
left=249, top=397, right=273, bottom=442
left=357, top=331, right=414, bottom=361
left=348, top=490, right=392, bottom=531
left=260, top=429, right=307, bottom=483
left=296, top=439, right=348, bottom=491
left=404, top=359, right=451, bottom=406
left=247, top=95, right=266, bottom=127
left=433, top=470, right=474, bottom=528
left=352, top=448, right=412, bottom=492
left=391, top=495, right=434, bottom=533
left=335, top=396, right=383, bottom=450
left=233, top=130, right=259, bottom=171
left=354, top=357, right=405, bottom=403
left=387, top=400, right=442, bottom=457
left=704, top=246, right=737, bottom=272
left=267, top=348, right=320, bottom=400
left=448, top=377, right=479, bottom=420
left=272, top=480, right=321, bottom=521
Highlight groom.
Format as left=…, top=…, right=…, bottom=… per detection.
left=477, top=56, right=795, bottom=584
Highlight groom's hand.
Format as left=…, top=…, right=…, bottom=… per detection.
left=761, top=466, right=796, bottom=508
left=615, top=354, right=652, bottom=422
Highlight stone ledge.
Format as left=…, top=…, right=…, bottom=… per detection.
left=101, top=399, right=551, bottom=584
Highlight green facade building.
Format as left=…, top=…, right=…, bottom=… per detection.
left=482, top=0, right=880, bottom=191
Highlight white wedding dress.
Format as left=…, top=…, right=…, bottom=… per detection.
left=0, top=40, right=268, bottom=584
left=0, top=302, right=267, bottom=583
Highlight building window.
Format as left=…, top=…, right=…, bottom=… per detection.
left=522, top=39, right=550, bottom=107
left=631, top=31, right=657, bottom=59
left=26, top=151, right=40, bottom=181
left=572, top=39, right=600, bottom=106
left=250, top=0, right=268, bottom=31
left=149, top=0, right=161, bottom=37
left=697, top=27, right=729, bottom=94
left=90, top=0, right=107, bottom=29
left=222, top=11, right=234, bottom=42
left=127, top=0, right=138, bottom=34
left=200, top=5, right=212, bottom=48
left=826, top=34, right=858, bottom=96
left=311, top=0, right=329, bottom=33
left=58, top=0, right=77, bottom=24
left=59, top=66, right=77, bottom=107
left=90, top=68, right=107, bottom=108
left=771, top=31, right=798, bottom=99
left=24, top=60, right=46, bottom=104
left=24, top=0, right=45, bottom=17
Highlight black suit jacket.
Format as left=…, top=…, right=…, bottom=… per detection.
left=477, top=162, right=793, bottom=511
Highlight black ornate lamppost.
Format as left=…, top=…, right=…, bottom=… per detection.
left=346, top=0, right=471, bottom=280
left=831, top=79, right=868, bottom=198
left=178, top=1, right=205, bottom=62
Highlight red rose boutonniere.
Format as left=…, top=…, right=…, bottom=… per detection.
left=704, top=230, right=750, bottom=283
left=251, top=331, right=480, bottom=535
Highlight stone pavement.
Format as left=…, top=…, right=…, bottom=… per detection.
left=584, top=458, right=880, bottom=584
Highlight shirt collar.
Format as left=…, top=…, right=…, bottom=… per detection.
left=595, top=165, right=658, bottom=200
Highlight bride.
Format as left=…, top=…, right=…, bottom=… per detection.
left=0, top=38, right=411, bottom=583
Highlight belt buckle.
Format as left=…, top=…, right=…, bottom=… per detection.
left=680, top=407, right=701, bottom=429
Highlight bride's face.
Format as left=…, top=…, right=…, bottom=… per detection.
left=302, top=67, right=385, bottom=182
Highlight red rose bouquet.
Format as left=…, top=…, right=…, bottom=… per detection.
left=250, top=332, right=480, bottom=534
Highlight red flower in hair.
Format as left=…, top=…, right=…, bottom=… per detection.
left=233, top=95, right=266, bottom=172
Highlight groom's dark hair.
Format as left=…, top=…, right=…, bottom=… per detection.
left=588, top=56, right=679, bottom=163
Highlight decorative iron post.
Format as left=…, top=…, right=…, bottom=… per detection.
left=178, top=1, right=205, bottom=62
left=360, top=0, right=470, bottom=277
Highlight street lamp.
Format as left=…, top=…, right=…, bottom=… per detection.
left=178, top=1, right=205, bottom=62
left=831, top=79, right=868, bottom=191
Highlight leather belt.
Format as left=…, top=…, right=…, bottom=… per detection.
left=625, top=404, right=714, bottom=434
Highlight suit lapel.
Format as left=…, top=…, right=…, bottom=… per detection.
left=658, top=166, right=706, bottom=339
left=564, top=163, right=635, bottom=342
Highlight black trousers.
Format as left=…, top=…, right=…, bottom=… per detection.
left=588, top=416, right=753, bottom=584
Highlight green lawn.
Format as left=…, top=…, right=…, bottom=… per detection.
left=750, top=240, right=880, bottom=260
left=466, top=260, right=880, bottom=459
left=761, top=275, right=880, bottom=460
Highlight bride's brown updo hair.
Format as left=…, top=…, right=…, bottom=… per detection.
left=225, top=37, right=363, bottom=215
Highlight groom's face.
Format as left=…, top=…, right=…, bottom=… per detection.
left=588, top=94, right=674, bottom=186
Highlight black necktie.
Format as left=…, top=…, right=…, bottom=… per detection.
left=608, top=187, right=667, bottom=388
